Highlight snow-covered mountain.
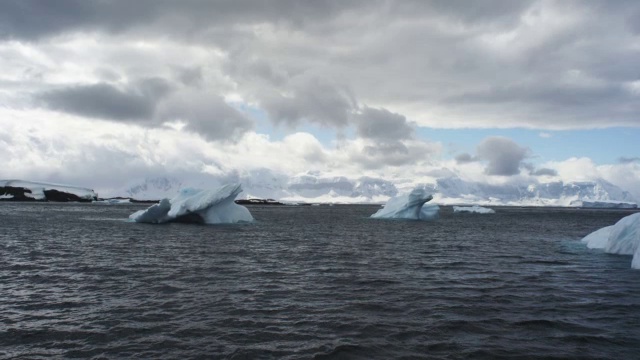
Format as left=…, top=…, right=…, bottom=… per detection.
left=0, top=180, right=97, bottom=202
left=121, top=172, right=398, bottom=203
left=426, top=177, right=636, bottom=206
left=118, top=172, right=637, bottom=207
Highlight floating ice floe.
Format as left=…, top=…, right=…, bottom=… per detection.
left=371, top=188, right=439, bottom=220
left=453, top=205, right=495, bottom=214
left=129, top=183, right=253, bottom=224
left=581, top=212, right=640, bottom=269
left=93, top=198, right=132, bottom=205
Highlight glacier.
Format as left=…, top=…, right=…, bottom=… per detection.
left=371, top=188, right=439, bottom=220
left=581, top=212, right=640, bottom=269
left=453, top=205, right=495, bottom=214
left=129, top=184, right=253, bottom=224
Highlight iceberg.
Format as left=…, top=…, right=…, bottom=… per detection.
left=129, top=183, right=253, bottom=224
left=371, top=188, right=439, bottom=220
left=581, top=212, right=640, bottom=269
left=453, top=205, right=495, bottom=214
left=93, top=198, right=132, bottom=204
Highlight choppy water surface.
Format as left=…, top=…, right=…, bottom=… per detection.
left=1, top=203, right=639, bottom=359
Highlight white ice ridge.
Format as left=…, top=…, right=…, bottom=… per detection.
left=129, top=183, right=253, bottom=224
left=453, top=205, right=495, bottom=214
left=581, top=212, right=640, bottom=269
left=371, top=188, right=439, bottom=220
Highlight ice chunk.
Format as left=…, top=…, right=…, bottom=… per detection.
left=453, top=205, right=495, bottom=214
left=93, top=198, right=132, bottom=204
left=371, top=188, right=439, bottom=220
left=581, top=225, right=613, bottom=249
left=580, top=212, right=640, bottom=269
left=129, top=183, right=253, bottom=224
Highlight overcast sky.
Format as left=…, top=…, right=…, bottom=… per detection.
left=1, top=0, right=639, bottom=197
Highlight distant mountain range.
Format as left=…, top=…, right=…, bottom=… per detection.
left=424, top=177, right=637, bottom=207
left=2, top=171, right=636, bottom=208
left=120, top=172, right=638, bottom=207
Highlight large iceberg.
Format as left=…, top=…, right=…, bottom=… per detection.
left=453, top=205, right=495, bottom=214
left=129, top=183, right=253, bottom=224
left=371, top=188, right=439, bottom=220
left=581, top=212, right=640, bottom=269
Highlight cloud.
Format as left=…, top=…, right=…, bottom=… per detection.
left=346, top=106, right=439, bottom=169
left=455, top=153, right=478, bottom=164
left=157, top=91, right=254, bottom=142
left=35, top=81, right=169, bottom=121
left=4, top=1, right=640, bottom=130
left=353, top=107, right=414, bottom=141
left=176, top=66, right=204, bottom=87
left=530, top=167, right=558, bottom=176
left=35, top=79, right=252, bottom=142
left=549, top=157, right=600, bottom=182
left=0, top=1, right=367, bottom=41
left=476, top=136, right=529, bottom=176
left=260, top=76, right=356, bottom=128
left=346, top=138, right=441, bottom=170
left=619, top=156, right=640, bottom=164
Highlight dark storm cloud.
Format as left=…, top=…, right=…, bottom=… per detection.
left=0, top=0, right=367, bottom=41
left=4, top=0, right=640, bottom=130
left=476, top=137, right=529, bottom=176
left=455, top=153, right=478, bottom=164
left=531, top=168, right=558, bottom=176
left=261, top=77, right=356, bottom=128
left=37, top=80, right=253, bottom=142
left=353, top=107, right=414, bottom=141
left=158, top=93, right=254, bottom=142
left=175, top=67, right=204, bottom=87
left=36, top=82, right=167, bottom=121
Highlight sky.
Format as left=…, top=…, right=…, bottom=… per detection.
left=0, top=0, right=639, bottom=198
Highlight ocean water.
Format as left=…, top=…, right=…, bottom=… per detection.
left=1, top=203, right=639, bottom=359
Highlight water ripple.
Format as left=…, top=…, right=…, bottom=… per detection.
left=1, top=203, right=639, bottom=359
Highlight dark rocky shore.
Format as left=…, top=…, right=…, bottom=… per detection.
left=0, top=186, right=96, bottom=202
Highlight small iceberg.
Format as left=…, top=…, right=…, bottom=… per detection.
left=129, top=183, right=253, bottom=224
left=453, top=205, right=495, bottom=214
left=371, top=188, right=439, bottom=220
left=581, top=212, right=640, bottom=269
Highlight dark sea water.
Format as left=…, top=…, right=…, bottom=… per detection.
left=1, top=203, right=639, bottom=359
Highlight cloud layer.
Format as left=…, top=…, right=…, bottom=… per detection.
left=2, top=0, right=640, bottom=129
